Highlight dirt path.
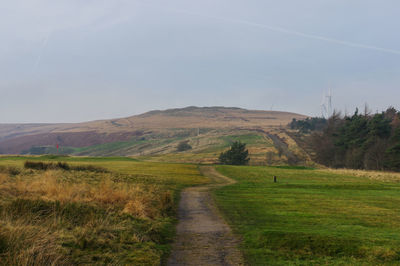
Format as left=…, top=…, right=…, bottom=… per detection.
left=167, top=166, right=244, bottom=266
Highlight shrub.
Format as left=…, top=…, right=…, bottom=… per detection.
left=70, top=164, right=108, bottom=173
left=219, top=141, right=249, bottom=165
left=24, top=161, right=49, bottom=170
left=56, top=162, right=70, bottom=170
left=177, top=141, right=192, bottom=152
left=23, top=161, right=108, bottom=173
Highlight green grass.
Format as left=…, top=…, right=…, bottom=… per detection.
left=72, top=139, right=149, bottom=155
left=73, top=132, right=270, bottom=158
left=0, top=157, right=209, bottom=265
left=219, top=134, right=266, bottom=146
left=214, top=165, right=400, bottom=265
left=197, top=133, right=272, bottom=154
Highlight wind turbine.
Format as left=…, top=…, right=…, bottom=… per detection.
left=320, top=89, right=333, bottom=118
left=321, top=93, right=327, bottom=118
left=326, top=89, right=333, bottom=117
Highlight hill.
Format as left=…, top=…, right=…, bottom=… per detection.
left=0, top=107, right=309, bottom=164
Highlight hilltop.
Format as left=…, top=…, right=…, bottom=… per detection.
left=0, top=107, right=308, bottom=164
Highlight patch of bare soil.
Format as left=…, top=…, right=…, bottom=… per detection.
left=167, top=166, right=244, bottom=266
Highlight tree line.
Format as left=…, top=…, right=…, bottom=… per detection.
left=289, top=117, right=327, bottom=133
left=297, top=107, right=400, bottom=171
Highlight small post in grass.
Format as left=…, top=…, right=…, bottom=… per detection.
left=273, top=176, right=277, bottom=183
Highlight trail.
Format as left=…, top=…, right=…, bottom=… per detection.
left=167, top=166, right=244, bottom=266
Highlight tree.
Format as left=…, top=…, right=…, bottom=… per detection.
left=219, top=141, right=249, bottom=165
left=308, top=107, right=400, bottom=171
left=177, top=141, right=192, bottom=152
left=289, top=117, right=327, bottom=133
left=384, top=127, right=400, bottom=171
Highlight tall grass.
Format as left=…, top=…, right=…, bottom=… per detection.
left=0, top=218, right=69, bottom=265
left=0, top=165, right=20, bottom=176
left=0, top=158, right=207, bottom=265
left=321, top=168, right=400, bottom=182
left=5, top=169, right=172, bottom=219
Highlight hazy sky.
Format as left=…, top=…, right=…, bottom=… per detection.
left=1, top=0, right=400, bottom=123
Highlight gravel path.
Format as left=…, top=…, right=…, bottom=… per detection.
left=167, top=166, right=244, bottom=266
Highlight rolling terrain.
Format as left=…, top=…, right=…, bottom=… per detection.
left=0, top=107, right=309, bottom=165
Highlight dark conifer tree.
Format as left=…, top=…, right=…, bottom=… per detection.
left=219, top=141, right=249, bottom=165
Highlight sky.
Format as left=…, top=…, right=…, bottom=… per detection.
left=1, top=0, right=400, bottom=123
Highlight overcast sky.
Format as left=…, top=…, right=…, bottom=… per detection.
left=1, top=0, right=400, bottom=123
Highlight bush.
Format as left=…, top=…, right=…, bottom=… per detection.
left=56, top=162, right=70, bottom=170
left=23, top=161, right=108, bottom=173
left=0, top=165, right=21, bottom=176
left=24, top=161, right=49, bottom=170
left=177, top=141, right=192, bottom=152
left=70, top=164, right=108, bottom=173
left=219, top=141, right=249, bottom=165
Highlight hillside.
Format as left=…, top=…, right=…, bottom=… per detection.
left=0, top=106, right=309, bottom=164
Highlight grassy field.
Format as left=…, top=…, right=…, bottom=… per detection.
left=0, top=156, right=208, bottom=265
left=4, top=154, right=398, bottom=265
left=214, top=165, right=400, bottom=265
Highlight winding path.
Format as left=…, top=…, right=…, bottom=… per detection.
left=167, top=166, right=244, bottom=266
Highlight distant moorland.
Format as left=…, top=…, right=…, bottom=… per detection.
left=0, top=107, right=307, bottom=165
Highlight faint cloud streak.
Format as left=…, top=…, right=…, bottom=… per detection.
left=163, top=6, right=400, bottom=56
left=32, top=32, right=51, bottom=72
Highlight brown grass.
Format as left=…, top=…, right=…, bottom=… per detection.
left=0, top=159, right=207, bottom=265
left=1, top=170, right=170, bottom=219
left=0, top=169, right=174, bottom=265
left=320, top=168, right=400, bottom=182
left=0, top=107, right=307, bottom=154
left=0, top=218, right=69, bottom=265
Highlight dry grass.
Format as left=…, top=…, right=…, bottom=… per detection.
left=0, top=107, right=306, bottom=141
left=0, top=165, right=20, bottom=176
left=0, top=218, right=69, bottom=265
left=0, top=107, right=306, bottom=155
left=274, top=129, right=312, bottom=163
left=1, top=169, right=170, bottom=219
left=320, top=168, right=400, bottom=182
left=0, top=158, right=208, bottom=265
